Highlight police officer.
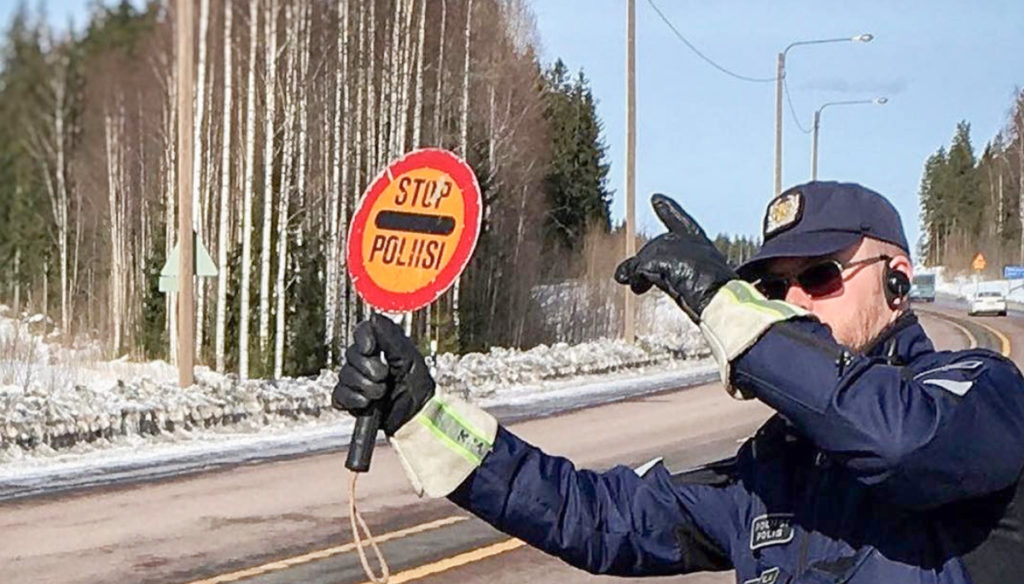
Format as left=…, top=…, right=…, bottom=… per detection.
left=333, top=181, right=1024, bottom=583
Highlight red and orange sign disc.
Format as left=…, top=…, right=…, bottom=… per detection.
left=347, top=149, right=482, bottom=312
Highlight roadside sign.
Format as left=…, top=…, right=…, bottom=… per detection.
left=346, top=148, right=482, bottom=312
left=1005, top=265, right=1024, bottom=279
left=972, top=253, right=987, bottom=272
left=159, top=231, right=218, bottom=293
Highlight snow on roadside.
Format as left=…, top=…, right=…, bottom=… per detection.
left=932, top=267, right=1022, bottom=301
left=0, top=302, right=710, bottom=470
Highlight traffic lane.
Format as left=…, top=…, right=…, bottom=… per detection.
left=916, top=308, right=973, bottom=351
left=0, top=381, right=770, bottom=584
left=914, top=304, right=1013, bottom=358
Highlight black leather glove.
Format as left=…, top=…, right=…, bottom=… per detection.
left=332, top=313, right=436, bottom=435
left=614, top=194, right=737, bottom=322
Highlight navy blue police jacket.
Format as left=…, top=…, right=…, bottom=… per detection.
left=448, top=313, right=1024, bottom=583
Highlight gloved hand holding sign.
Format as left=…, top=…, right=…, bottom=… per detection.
left=332, top=313, right=496, bottom=498
left=332, top=314, right=435, bottom=436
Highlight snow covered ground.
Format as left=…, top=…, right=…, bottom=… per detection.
left=930, top=266, right=1024, bottom=302
left=0, top=300, right=714, bottom=499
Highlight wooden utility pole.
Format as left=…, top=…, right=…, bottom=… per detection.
left=624, top=0, right=636, bottom=344
left=177, top=0, right=195, bottom=387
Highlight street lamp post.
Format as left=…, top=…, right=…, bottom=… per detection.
left=773, top=33, right=873, bottom=197
left=811, top=97, right=888, bottom=180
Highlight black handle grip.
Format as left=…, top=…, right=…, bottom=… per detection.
left=346, top=404, right=383, bottom=472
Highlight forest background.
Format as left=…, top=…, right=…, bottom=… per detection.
left=0, top=0, right=759, bottom=380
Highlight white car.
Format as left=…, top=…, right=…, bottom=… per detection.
left=968, top=291, right=1007, bottom=316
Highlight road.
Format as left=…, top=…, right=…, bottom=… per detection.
left=0, top=304, right=1012, bottom=584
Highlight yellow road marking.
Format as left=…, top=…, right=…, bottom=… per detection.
left=182, top=515, right=468, bottom=584
left=920, top=308, right=1013, bottom=357
left=358, top=538, right=526, bottom=584
left=972, top=319, right=1013, bottom=357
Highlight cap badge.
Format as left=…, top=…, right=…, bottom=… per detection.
left=764, top=191, right=803, bottom=237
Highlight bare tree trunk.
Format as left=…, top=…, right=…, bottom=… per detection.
left=105, top=103, right=125, bottom=354
left=434, top=0, right=446, bottom=146
left=13, top=246, right=21, bottom=315
left=194, top=0, right=212, bottom=356
left=367, top=0, right=377, bottom=170
left=26, top=46, right=72, bottom=336
left=326, top=0, right=347, bottom=362
left=273, top=0, right=299, bottom=379
left=411, top=0, right=426, bottom=148
left=53, top=51, right=71, bottom=337
left=239, top=0, right=261, bottom=379
left=401, top=0, right=416, bottom=152
left=215, top=0, right=234, bottom=372
left=453, top=0, right=473, bottom=346
left=259, top=0, right=280, bottom=357
left=350, top=0, right=367, bottom=337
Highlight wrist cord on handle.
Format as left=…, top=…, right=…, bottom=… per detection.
left=349, top=470, right=390, bottom=583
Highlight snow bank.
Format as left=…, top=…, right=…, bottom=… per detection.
left=933, top=267, right=1021, bottom=301
left=0, top=306, right=709, bottom=461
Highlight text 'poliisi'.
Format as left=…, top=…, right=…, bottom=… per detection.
left=367, top=176, right=456, bottom=271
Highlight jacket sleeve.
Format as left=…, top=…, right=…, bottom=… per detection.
left=447, top=426, right=740, bottom=576
left=732, top=318, right=1024, bottom=509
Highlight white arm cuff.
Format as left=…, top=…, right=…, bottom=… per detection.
left=699, top=280, right=810, bottom=399
left=389, top=394, right=498, bottom=498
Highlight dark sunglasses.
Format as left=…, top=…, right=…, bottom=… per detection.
left=753, top=255, right=891, bottom=300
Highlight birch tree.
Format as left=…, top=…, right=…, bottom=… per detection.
left=239, top=0, right=261, bottom=378
left=453, top=0, right=474, bottom=343
left=105, top=101, right=126, bottom=353
left=411, top=0, right=426, bottom=148
left=273, top=0, right=298, bottom=379
left=258, top=0, right=279, bottom=356
left=215, top=0, right=234, bottom=372
left=26, top=40, right=73, bottom=336
left=193, top=0, right=211, bottom=352
left=325, top=0, right=348, bottom=361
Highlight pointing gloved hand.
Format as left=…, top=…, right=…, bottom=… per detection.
left=332, top=313, right=498, bottom=497
left=614, top=194, right=810, bottom=399
left=613, top=194, right=737, bottom=322
left=332, top=313, right=435, bottom=435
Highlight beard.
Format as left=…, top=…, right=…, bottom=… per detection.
left=833, top=294, right=893, bottom=352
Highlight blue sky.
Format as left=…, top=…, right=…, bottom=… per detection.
left=9, top=1, right=1024, bottom=256
left=529, top=0, right=1024, bottom=254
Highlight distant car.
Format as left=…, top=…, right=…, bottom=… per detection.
left=968, top=291, right=1007, bottom=316
left=909, top=274, right=936, bottom=303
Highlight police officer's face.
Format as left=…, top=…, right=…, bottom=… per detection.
left=764, top=240, right=903, bottom=350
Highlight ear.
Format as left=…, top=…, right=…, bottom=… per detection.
left=887, top=254, right=913, bottom=309
left=889, top=254, right=913, bottom=282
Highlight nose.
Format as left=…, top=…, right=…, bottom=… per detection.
left=784, top=283, right=813, bottom=310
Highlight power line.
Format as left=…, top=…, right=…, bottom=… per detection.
left=645, top=0, right=776, bottom=84
left=783, top=75, right=812, bottom=134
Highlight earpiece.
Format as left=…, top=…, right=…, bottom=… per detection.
left=883, top=263, right=911, bottom=308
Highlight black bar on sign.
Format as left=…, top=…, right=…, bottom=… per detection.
left=375, top=210, right=456, bottom=236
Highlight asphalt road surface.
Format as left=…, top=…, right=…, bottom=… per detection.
left=0, top=305, right=1011, bottom=584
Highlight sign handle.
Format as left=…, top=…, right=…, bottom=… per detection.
left=346, top=403, right=383, bottom=472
